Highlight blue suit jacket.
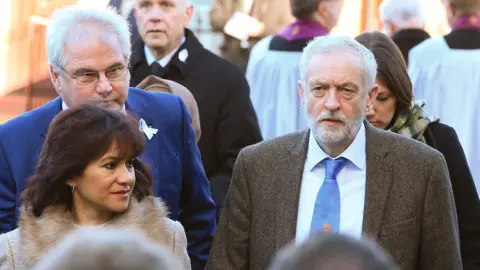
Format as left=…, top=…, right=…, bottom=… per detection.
left=0, top=88, right=216, bottom=269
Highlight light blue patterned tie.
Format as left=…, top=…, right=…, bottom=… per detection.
left=310, top=157, right=346, bottom=234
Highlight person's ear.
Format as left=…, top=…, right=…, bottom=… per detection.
left=49, top=65, right=62, bottom=96
left=183, top=4, right=194, bottom=27
left=298, top=80, right=306, bottom=107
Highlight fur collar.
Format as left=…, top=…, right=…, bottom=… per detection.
left=19, top=196, right=170, bottom=266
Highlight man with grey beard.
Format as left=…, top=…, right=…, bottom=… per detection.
left=206, top=35, right=462, bottom=270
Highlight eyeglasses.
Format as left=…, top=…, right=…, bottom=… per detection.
left=60, top=65, right=129, bottom=86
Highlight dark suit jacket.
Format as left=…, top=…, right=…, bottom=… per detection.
left=0, top=88, right=216, bottom=269
left=129, top=29, right=263, bottom=213
left=391, top=29, right=430, bottom=66
left=425, top=122, right=480, bottom=270
left=207, top=123, right=462, bottom=270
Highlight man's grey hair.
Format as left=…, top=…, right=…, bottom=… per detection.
left=300, top=35, right=378, bottom=92
left=46, top=5, right=131, bottom=69
left=269, top=233, right=400, bottom=270
left=379, top=0, right=425, bottom=28
left=33, top=228, right=181, bottom=270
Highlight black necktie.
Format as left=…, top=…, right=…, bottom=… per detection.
left=151, top=62, right=166, bottom=77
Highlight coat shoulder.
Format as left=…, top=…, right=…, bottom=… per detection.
left=240, top=130, right=306, bottom=158
left=163, top=218, right=186, bottom=247
left=127, top=87, right=185, bottom=124
left=0, top=98, right=61, bottom=137
left=0, top=229, right=28, bottom=270
left=380, top=128, right=444, bottom=163
left=426, top=122, right=456, bottom=137
left=163, top=218, right=190, bottom=269
left=129, top=87, right=180, bottom=107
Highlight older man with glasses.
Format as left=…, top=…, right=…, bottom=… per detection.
left=0, top=5, right=216, bottom=270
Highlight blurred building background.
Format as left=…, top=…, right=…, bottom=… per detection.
left=0, top=0, right=450, bottom=123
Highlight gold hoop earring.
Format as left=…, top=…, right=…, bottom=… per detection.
left=71, top=185, right=76, bottom=192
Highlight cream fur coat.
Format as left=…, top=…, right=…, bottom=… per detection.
left=0, top=196, right=191, bottom=269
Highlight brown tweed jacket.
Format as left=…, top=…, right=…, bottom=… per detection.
left=206, top=123, right=462, bottom=270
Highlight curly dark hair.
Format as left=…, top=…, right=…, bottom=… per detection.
left=22, top=103, right=153, bottom=217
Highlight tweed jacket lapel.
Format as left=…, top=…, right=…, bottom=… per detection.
left=275, top=130, right=309, bottom=249
left=362, top=122, right=394, bottom=239
left=273, top=124, right=394, bottom=246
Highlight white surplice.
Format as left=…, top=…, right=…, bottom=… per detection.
left=246, top=36, right=308, bottom=140
left=409, top=37, right=480, bottom=192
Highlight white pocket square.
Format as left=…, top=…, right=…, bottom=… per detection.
left=139, top=118, right=158, bottom=140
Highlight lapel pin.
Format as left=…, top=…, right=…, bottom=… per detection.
left=178, top=49, right=188, bottom=63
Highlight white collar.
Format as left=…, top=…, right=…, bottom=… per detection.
left=144, top=36, right=186, bottom=67
left=62, top=100, right=126, bottom=113
left=305, top=122, right=366, bottom=171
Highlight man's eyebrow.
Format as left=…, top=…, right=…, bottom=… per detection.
left=73, top=68, right=97, bottom=75
left=308, top=79, right=327, bottom=85
left=106, top=62, right=125, bottom=69
left=337, top=82, right=359, bottom=90
left=73, top=63, right=124, bottom=75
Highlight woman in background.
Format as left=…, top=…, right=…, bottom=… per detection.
left=0, top=104, right=190, bottom=269
left=356, top=31, right=480, bottom=270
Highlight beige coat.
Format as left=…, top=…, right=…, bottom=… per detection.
left=0, top=196, right=191, bottom=269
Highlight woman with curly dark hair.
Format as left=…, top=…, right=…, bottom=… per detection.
left=0, top=103, right=190, bottom=269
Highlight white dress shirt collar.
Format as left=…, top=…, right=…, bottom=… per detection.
left=144, top=36, right=186, bottom=67
left=305, top=122, right=366, bottom=172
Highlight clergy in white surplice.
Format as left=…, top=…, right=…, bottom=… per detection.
left=246, top=0, right=344, bottom=140
left=409, top=1, right=480, bottom=191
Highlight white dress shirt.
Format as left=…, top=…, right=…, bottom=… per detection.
left=144, top=36, right=186, bottom=68
left=296, top=123, right=367, bottom=244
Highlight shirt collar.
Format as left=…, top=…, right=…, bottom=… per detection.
left=62, top=100, right=126, bottom=113
left=144, top=36, right=186, bottom=67
left=305, top=122, right=366, bottom=171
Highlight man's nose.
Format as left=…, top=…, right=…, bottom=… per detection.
left=96, top=73, right=113, bottom=95
left=148, top=6, right=165, bottom=22
left=325, top=90, right=341, bottom=111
